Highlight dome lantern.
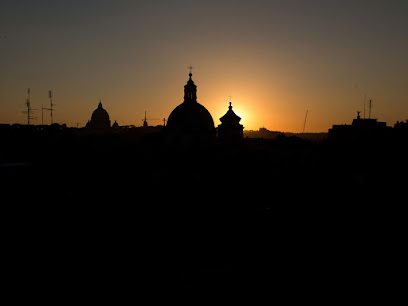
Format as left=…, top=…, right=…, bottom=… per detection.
left=183, top=72, right=197, bottom=103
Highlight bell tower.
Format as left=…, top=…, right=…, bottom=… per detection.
left=218, top=101, right=244, bottom=144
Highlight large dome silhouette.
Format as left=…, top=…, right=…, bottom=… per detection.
left=166, top=72, right=215, bottom=146
left=167, top=100, right=214, bottom=132
left=167, top=73, right=215, bottom=133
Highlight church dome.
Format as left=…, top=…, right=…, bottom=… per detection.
left=167, top=73, right=215, bottom=133
left=88, top=101, right=111, bottom=128
left=167, top=101, right=215, bottom=132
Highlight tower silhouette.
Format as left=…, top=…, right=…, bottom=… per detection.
left=218, top=102, right=244, bottom=144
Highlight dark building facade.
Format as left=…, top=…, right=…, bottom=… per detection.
left=218, top=102, right=244, bottom=144
left=166, top=72, right=215, bottom=147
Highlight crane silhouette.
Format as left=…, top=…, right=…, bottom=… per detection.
left=141, top=111, right=164, bottom=127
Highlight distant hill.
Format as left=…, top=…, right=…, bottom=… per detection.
left=243, top=128, right=328, bottom=143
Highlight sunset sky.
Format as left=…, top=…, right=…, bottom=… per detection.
left=0, top=0, right=407, bottom=132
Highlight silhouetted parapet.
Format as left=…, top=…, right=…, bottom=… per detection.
left=217, top=102, right=243, bottom=144
left=166, top=72, right=216, bottom=148
left=86, top=101, right=111, bottom=129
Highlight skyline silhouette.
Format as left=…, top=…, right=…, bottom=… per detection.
left=1, top=1, right=407, bottom=131
left=1, top=70, right=407, bottom=134
left=6, top=71, right=406, bottom=138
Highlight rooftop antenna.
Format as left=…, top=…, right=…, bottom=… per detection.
left=22, top=88, right=36, bottom=125
left=369, top=99, right=372, bottom=119
left=48, top=90, right=54, bottom=124
left=363, top=93, right=366, bottom=119
left=42, top=90, right=55, bottom=124
left=302, top=110, right=309, bottom=134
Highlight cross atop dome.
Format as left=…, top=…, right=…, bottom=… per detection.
left=187, top=65, right=193, bottom=79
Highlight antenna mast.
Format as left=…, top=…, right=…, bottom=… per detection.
left=49, top=90, right=54, bottom=124
left=369, top=99, right=372, bottom=119
left=22, top=88, right=35, bottom=125
left=42, top=90, right=55, bottom=124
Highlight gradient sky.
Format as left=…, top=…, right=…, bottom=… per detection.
left=1, top=0, right=407, bottom=131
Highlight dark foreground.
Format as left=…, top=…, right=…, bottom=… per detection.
left=1, top=127, right=407, bottom=299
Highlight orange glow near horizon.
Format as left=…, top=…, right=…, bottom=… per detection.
left=1, top=66, right=407, bottom=133
left=2, top=74, right=406, bottom=134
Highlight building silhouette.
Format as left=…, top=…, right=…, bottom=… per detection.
left=217, top=102, right=243, bottom=144
left=166, top=72, right=215, bottom=147
left=86, top=101, right=111, bottom=129
left=329, top=111, right=390, bottom=140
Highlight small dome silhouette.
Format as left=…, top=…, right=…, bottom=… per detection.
left=87, top=101, right=111, bottom=128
